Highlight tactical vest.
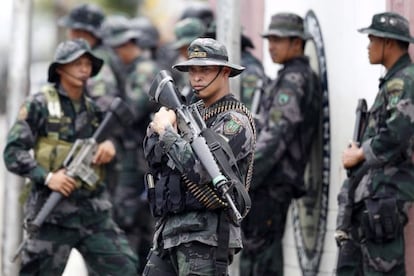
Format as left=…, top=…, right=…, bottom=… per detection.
left=148, top=99, right=255, bottom=219
left=34, top=85, right=104, bottom=190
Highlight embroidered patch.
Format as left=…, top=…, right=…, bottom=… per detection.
left=278, top=93, right=290, bottom=105
left=223, top=115, right=242, bottom=135
left=17, top=105, right=28, bottom=120
left=386, top=78, right=404, bottom=93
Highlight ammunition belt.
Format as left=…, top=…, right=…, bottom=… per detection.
left=198, top=100, right=256, bottom=190
left=182, top=174, right=227, bottom=210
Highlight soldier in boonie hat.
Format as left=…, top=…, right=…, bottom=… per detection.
left=58, top=3, right=105, bottom=38
left=262, top=12, right=311, bottom=40
left=358, top=12, right=414, bottom=43
left=173, top=38, right=245, bottom=77
left=172, top=18, right=206, bottom=50
left=101, top=15, right=141, bottom=48
left=48, top=39, right=103, bottom=83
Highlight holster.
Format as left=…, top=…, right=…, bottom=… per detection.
left=361, top=197, right=403, bottom=243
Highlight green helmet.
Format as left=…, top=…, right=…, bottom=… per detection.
left=358, top=12, right=414, bottom=43
left=172, top=18, right=206, bottom=49
left=58, top=3, right=105, bottom=38
left=101, top=15, right=140, bottom=48
left=262, top=12, right=311, bottom=40
left=48, top=39, right=103, bottom=83
left=173, top=38, right=244, bottom=77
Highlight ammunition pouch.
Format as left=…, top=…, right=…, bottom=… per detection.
left=361, top=197, right=403, bottom=243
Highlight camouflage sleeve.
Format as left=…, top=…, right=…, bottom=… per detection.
left=253, top=72, right=305, bottom=184
left=363, top=76, right=414, bottom=165
left=3, top=93, right=48, bottom=184
left=127, top=60, right=159, bottom=123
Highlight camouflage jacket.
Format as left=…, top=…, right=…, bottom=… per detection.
left=240, top=50, right=269, bottom=111
left=355, top=53, right=414, bottom=202
left=3, top=84, right=112, bottom=227
left=116, top=55, right=159, bottom=148
left=86, top=43, right=120, bottom=110
left=143, top=94, right=255, bottom=249
left=252, top=56, right=321, bottom=198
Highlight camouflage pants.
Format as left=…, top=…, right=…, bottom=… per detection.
left=143, top=242, right=227, bottom=276
left=113, top=147, right=155, bottom=273
left=240, top=189, right=291, bottom=276
left=19, top=213, right=138, bottom=276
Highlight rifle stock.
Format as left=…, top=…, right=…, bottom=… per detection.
left=11, top=97, right=132, bottom=262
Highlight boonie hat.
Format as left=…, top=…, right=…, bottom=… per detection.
left=101, top=15, right=141, bottom=48
left=172, top=18, right=206, bottom=49
left=358, top=12, right=414, bottom=43
left=262, top=12, right=311, bottom=40
left=173, top=38, right=245, bottom=77
left=58, top=3, right=105, bottom=38
left=48, top=39, right=103, bottom=83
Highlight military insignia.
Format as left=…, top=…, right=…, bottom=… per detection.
left=278, top=93, right=290, bottom=105
left=17, top=105, right=28, bottom=120
left=223, top=115, right=242, bottom=135
left=386, top=79, right=404, bottom=94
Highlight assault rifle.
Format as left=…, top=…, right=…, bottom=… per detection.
left=335, top=98, right=369, bottom=245
left=12, top=97, right=133, bottom=262
left=148, top=70, right=245, bottom=223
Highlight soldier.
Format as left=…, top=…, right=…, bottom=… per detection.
left=171, top=17, right=206, bottom=102
left=58, top=3, right=119, bottom=111
left=240, top=13, right=321, bottom=276
left=3, top=39, right=138, bottom=275
left=142, top=38, right=256, bottom=275
left=130, top=16, right=161, bottom=61
left=336, top=12, right=414, bottom=275
left=101, top=15, right=159, bottom=273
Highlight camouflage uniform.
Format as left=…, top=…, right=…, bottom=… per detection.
left=143, top=38, right=255, bottom=275
left=171, top=18, right=206, bottom=103
left=240, top=38, right=269, bottom=114
left=3, top=39, right=137, bottom=276
left=58, top=3, right=119, bottom=112
left=102, top=15, right=159, bottom=273
left=336, top=12, right=414, bottom=276
left=240, top=13, right=321, bottom=276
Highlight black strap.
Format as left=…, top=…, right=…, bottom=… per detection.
left=202, top=128, right=251, bottom=219
left=215, top=211, right=230, bottom=276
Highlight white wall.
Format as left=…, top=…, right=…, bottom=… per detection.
left=263, top=0, right=386, bottom=275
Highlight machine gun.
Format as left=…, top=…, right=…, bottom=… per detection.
left=12, top=97, right=133, bottom=262
left=148, top=70, right=246, bottom=223
left=335, top=98, right=369, bottom=245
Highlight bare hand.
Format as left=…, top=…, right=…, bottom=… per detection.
left=47, top=169, right=77, bottom=197
left=342, top=141, right=365, bottom=169
left=150, top=107, right=177, bottom=135
left=93, top=140, right=116, bottom=164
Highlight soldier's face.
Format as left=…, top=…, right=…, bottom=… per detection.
left=267, top=36, right=294, bottom=64
left=367, top=35, right=385, bottom=64
left=188, top=65, right=227, bottom=105
left=57, top=55, right=93, bottom=87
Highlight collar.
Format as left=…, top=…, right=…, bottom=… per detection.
left=379, top=53, right=412, bottom=88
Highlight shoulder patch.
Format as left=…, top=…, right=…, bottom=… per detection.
left=278, top=93, right=290, bottom=105
left=223, top=114, right=242, bottom=135
left=386, top=79, right=404, bottom=93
